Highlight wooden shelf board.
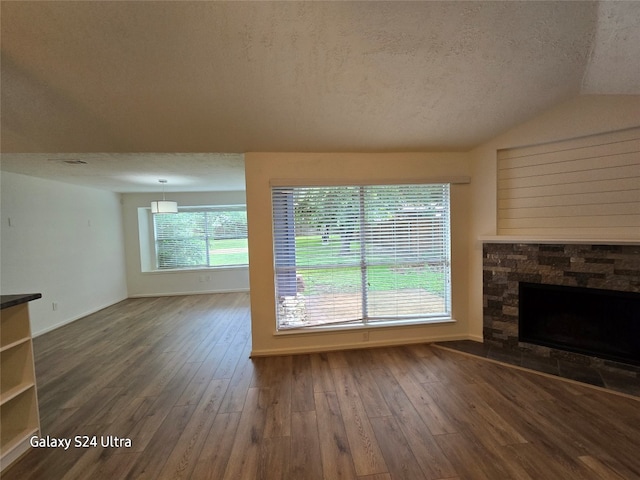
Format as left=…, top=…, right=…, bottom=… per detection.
left=0, top=425, right=39, bottom=452
left=0, top=427, right=39, bottom=472
left=0, top=382, right=35, bottom=406
left=0, top=336, right=31, bottom=353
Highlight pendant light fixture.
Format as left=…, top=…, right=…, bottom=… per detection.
left=151, top=179, right=178, bottom=214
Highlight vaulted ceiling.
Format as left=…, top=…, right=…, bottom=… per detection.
left=1, top=1, right=638, bottom=191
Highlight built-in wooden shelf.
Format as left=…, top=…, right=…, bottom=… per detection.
left=1, top=341, right=36, bottom=402
left=0, top=294, right=41, bottom=473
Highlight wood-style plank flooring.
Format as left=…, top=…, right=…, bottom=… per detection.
left=4, top=293, right=640, bottom=479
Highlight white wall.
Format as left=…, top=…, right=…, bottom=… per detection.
left=122, top=191, right=249, bottom=297
left=495, top=128, right=639, bottom=237
left=1, top=171, right=128, bottom=335
left=468, top=94, right=640, bottom=340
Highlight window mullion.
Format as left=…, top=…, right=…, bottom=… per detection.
left=205, top=212, right=211, bottom=267
left=359, top=186, right=368, bottom=323
left=153, top=217, right=161, bottom=269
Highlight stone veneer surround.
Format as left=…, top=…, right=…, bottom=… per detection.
left=483, top=242, right=640, bottom=378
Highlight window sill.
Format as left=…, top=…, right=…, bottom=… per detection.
left=142, top=265, right=248, bottom=274
left=275, top=316, right=455, bottom=336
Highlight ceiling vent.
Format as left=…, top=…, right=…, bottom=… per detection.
left=47, top=158, right=88, bottom=165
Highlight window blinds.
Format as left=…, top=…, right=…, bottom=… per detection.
left=154, top=207, right=248, bottom=269
left=272, top=184, right=451, bottom=329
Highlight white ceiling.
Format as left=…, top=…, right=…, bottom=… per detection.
left=0, top=153, right=245, bottom=192
left=1, top=1, right=638, bottom=192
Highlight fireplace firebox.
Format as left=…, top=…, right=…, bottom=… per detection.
left=519, top=282, right=640, bottom=366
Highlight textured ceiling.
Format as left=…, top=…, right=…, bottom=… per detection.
left=1, top=1, right=638, bottom=192
left=0, top=153, right=245, bottom=192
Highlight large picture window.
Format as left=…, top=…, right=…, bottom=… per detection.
left=153, top=206, right=248, bottom=269
left=272, top=184, right=451, bottom=330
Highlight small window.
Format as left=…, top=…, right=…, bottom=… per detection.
left=153, top=206, right=248, bottom=269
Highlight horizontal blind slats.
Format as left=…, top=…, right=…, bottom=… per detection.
left=272, top=184, right=451, bottom=329
left=153, top=208, right=248, bottom=269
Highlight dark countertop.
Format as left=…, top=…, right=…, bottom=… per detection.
left=1, top=293, right=42, bottom=310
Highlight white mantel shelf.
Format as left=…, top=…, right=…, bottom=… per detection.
left=478, top=236, right=640, bottom=246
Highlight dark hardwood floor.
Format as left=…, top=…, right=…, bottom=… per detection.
left=4, top=293, right=640, bottom=479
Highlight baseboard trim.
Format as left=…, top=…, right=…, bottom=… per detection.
left=250, top=333, right=474, bottom=357
left=128, top=288, right=250, bottom=298
left=33, top=296, right=128, bottom=337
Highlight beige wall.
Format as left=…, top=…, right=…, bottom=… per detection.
left=245, top=152, right=472, bottom=356
left=467, top=94, right=640, bottom=339
left=121, top=190, right=249, bottom=297
left=245, top=96, right=639, bottom=355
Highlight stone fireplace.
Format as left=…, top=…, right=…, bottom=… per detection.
left=482, top=242, right=640, bottom=386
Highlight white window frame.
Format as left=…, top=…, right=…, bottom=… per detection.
left=152, top=205, right=248, bottom=271
left=271, top=183, right=452, bottom=331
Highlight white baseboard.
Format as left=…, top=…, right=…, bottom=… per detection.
left=128, top=288, right=250, bottom=298
left=32, top=290, right=249, bottom=337
left=250, top=333, right=475, bottom=357
left=33, top=296, right=128, bottom=337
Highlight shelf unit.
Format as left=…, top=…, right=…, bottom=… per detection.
left=1, top=300, right=40, bottom=472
